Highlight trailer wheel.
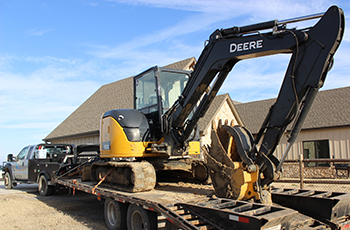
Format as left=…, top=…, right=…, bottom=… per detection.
left=104, top=198, right=127, bottom=230
left=4, top=172, right=13, bottom=189
left=38, top=174, right=54, bottom=196
left=127, top=204, right=157, bottom=230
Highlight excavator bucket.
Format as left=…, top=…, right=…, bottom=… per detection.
left=204, top=120, right=271, bottom=204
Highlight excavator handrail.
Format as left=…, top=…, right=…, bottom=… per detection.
left=277, top=12, right=324, bottom=25
left=220, top=10, right=325, bottom=36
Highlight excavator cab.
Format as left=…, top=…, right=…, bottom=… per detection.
left=99, top=66, right=200, bottom=159
left=95, top=67, right=203, bottom=192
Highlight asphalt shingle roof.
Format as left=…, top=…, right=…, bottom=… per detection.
left=235, top=86, right=350, bottom=134
left=44, top=58, right=196, bottom=141
left=197, top=94, right=228, bottom=132
left=164, top=57, right=196, bottom=70
left=44, top=77, right=134, bottom=140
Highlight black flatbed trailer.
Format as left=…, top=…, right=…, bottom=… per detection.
left=54, top=177, right=350, bottom=230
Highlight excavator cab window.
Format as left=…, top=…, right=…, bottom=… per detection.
left=134, top=67, right=190, bottom=115
left=159, top=69, right=189, bottom=113
left=135, top=69, right=158, bottom=112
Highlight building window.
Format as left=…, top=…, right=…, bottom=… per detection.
left=303, top=140, right=330, bottom=167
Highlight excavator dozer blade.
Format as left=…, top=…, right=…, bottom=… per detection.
left=204, top=120, right=266, bottom=203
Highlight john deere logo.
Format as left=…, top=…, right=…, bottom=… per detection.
left=230, top=39, right=263, bottom=53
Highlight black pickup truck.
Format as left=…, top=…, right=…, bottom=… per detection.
left=2, top=143, right=74, bottom=195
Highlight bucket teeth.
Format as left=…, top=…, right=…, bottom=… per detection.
left=216, top=119, right=241, bottom=162
left=208, top=119, right=237, bottom=168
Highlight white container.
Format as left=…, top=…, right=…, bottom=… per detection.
left=35, top=149, right=47, bottom=159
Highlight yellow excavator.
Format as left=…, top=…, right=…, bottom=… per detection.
left=91, top=6, right=344, bottom=204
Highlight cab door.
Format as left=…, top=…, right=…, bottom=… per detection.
left=13, top=146, right=33, bottom=180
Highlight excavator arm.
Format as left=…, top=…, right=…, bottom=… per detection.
left=163, top=6, right=344, bottom=202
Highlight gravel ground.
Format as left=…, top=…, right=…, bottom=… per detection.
left=0, top=181, right=107, bottom=230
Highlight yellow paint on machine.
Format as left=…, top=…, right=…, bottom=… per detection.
left=100, top=116, right=151, bottom=158
left=227, top=165, right=260, bottom=201
left=100, top=116, right=200, bottom=158
left=188, top=141, right=200, bottom=155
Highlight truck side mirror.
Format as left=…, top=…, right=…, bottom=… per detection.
left=7, top=154, right=13, bottom=162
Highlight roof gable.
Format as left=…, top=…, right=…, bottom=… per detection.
left=198, top=94, right=243, bottom=132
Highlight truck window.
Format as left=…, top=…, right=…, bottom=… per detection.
left=34, top=145, right=68, bottom=159
left=27, top=146, right=35, bottom=159
left=17, top=146, right=29, bottom=161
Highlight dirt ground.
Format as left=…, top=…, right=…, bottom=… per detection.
left=0, top=181, right=107, bottom=230
left=0, top=181, right=214, bottom=230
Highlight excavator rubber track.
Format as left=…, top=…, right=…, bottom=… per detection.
left=90, top=161, right=156, bottom=192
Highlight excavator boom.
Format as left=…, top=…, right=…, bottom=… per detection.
left=166, top=5, right=344, bottom=149
left=163, top=5, right=344, bottom=202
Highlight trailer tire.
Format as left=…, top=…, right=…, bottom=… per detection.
left=127, top=204, right=157, bottom=230
left=38, top=174, right=54, bottom=196
left=4, top=172, right=13, bottom=190
left=104, top=198, right=127, bottom=230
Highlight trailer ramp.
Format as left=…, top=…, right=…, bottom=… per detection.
left=159, top=204, right=215, bottom=230
left=271, top=188, right=350, bottom=230
left=176, top=197, right=297, bottom=230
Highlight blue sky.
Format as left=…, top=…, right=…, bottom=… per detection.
left=1, top=0, right=349, bottom=161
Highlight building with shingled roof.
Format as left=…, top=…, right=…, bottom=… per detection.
left=44, top=57, right=350, bottom=172
left=235, top=86, right=350, bottom=162
left=44, top=57, right=243, bottom=146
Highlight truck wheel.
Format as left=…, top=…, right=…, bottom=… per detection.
left=104, top=198, right=127, bottom=230
left=38, top=174, right=54, bottom=196
left=4, top=172, right=13, bottom=189
left=127, top=204, right=157, bottom=230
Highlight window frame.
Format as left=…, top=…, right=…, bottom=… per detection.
left=303, top=139, right=330, bottom=167
left=17, top=146, right=29, bottom=161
